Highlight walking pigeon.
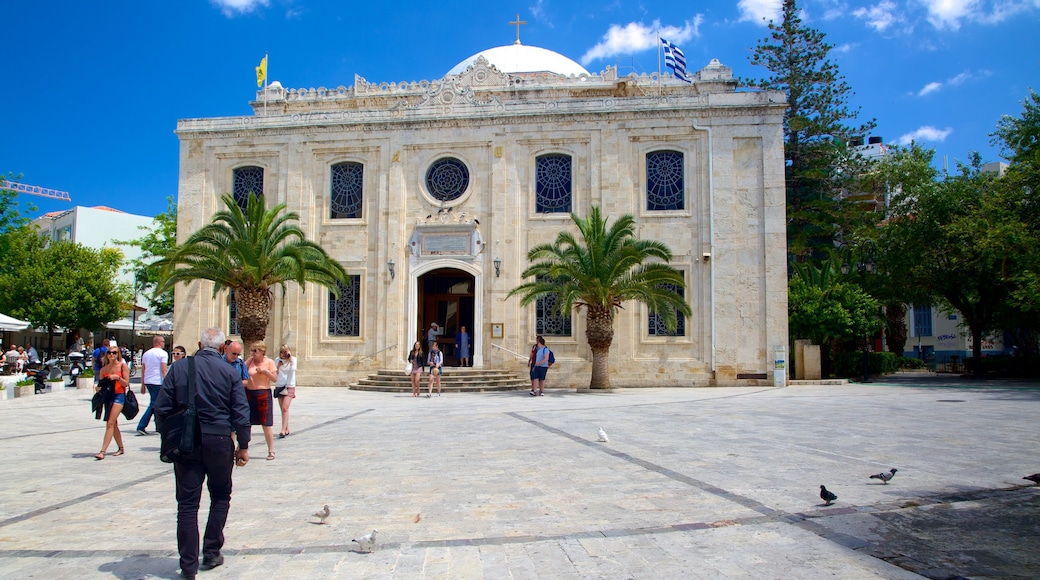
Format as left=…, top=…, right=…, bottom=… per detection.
left=870, top=468, right=898, bottom=484
left=313, top=505, right=330, bottom=524
left=352, top=529, right=378, bottom=553
left=1024, top=473, right=1040, bottom=485
left=820, top=485, right=837, bottom=506
left=597, top=428, right=609, bottom=443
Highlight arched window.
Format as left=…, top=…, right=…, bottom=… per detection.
left=536, top=276, right=572, bottom=336
left=328, top=276, right=361, bottom=336
left=425, top=157, right=469, bottom=202
left=331, top=162, right=363, bottom=219
left=228, top=290, right=239, bottom=336
left=648, top=276, right=686, bottom=336
left=535, top=154, right=572, bottom=213
left=646, top=150, right=684, bottom=211
left=232, top=166, right=264, bottom=211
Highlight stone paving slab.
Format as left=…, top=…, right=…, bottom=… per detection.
left=0, top=376, right=1038, bottom=578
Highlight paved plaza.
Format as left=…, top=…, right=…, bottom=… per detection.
left=0, top=374, right=1038, bottom=579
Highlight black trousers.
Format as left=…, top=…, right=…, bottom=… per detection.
left=173, top=434, right=235, bottom=575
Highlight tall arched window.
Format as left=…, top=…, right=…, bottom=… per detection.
left=536, top=275, right=572, bottom=336
left=535, top=154, right=572, bottom=213
left=328, top=276, right=361, bottom=336
left=648, top=275, right=686, bottom=336
left=331, top=162, right=363, bottom=219
left=233, top=166, right=264, bottom=211
left=646, top=150, right=684, bottom=211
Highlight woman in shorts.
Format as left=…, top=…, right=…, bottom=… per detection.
left=95, top=349, right=130, bottom=459
left=275, top=345, right=297, bottom=438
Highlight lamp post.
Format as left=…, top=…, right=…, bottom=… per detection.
left=841, top=240, right=877, bottom=384
left=130, top=270, right=143, bottom=352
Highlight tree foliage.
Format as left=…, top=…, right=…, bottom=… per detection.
left=788, top=258, right=882, bottom=349
left=507, top=206, right=691, bottom=389
left=0, top=227, right=127, bottom=350
left=156, top=193, right=349, bottom=347
left=118, top=196, right=177, bottom=315
left=747, top=0, right=876, bottom=259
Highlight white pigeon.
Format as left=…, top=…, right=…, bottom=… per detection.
left=313, top=504, right=330, bottom=524
left=352, top=529, right=378, bottom=553
left=597, top=428, right=609, bottom=443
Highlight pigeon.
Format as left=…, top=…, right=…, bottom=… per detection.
left=1024, top=473, right=1040, bottom=485
left=313, top=504, right=330, bottom=524
left=414, top=513, right=422, bottom=523
left=597, top=428, right=609, bottom=443
left=352, top=529, right=378, bottom=553
left=820, top=485, right=837, bottom=506
left=870, top=468, right=898, bottom=484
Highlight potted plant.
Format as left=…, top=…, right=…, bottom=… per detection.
left=0, top=382, right=11, bottom=401
left=77, top=368, right=94, bottom=390
left=15, top=377, right=35, bottom=398
left=47, top=374, right=65, bottom=392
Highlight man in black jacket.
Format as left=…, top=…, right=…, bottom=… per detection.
left=155, top=327, right=251, bottom=580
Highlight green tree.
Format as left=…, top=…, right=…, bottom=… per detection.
left=747, top=0, right=876, bottom=259
left=118, top=196, right=177, bottom=315
left=155, top=193, right=349, bottom=347
left=0, top=228, right=127, bottom=352
left=507, top=206, right=691, bottom=390
left=788, top=257, right=883, bottom=374
left=0, top=174, right=37, bottom=257
left=877, top=153, right=1028, bottom=376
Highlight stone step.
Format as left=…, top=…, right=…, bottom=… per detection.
left=350, top=369, right=529, bottom=393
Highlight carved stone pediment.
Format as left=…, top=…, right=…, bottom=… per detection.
left=452, top=56, right=511, bottom=88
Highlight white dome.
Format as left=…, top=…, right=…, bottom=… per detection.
left=447, top=44, right=589, bottom=77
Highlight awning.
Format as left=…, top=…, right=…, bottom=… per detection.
left=0, top=313, right=31, bottom=332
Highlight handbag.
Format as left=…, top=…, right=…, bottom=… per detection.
left=122, top=388, right=140, bottom=420
left=158, top=357, right=198, bottom=464
left=404, top=362, right=412, bottom=375
left=274, top=385, right=287, bottom=397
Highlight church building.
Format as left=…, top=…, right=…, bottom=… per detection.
left=172, top=39, right=788, bottom=388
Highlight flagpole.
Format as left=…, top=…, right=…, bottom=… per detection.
left=657, top=32, right=662, bottom=96
left=263, top=51, right=268, bottom=117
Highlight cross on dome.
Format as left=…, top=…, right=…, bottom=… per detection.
left=508, top=13, right=527, bottom=45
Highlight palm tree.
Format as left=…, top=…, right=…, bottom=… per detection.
left=156, top=193, right=348, bottom=346
left=508, top=206, right=691, bottom=389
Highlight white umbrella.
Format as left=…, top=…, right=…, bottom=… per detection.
left=105, top=317, right=136, bottom=330
left=0, top=313, right=31, bottom=332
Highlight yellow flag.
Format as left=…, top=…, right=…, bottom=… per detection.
left=256, top=55, right=267, bottom=88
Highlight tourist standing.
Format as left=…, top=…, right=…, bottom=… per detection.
left=136, top=335, right=169, bottom=436
left=455, top=326, right=471, bottom=367
left=274, top=345, right=296, bottom=438
left=407, top=341, right=424, bottom=397
left=95, top=349, right=130, bottom=459
left=426, top=341, right=443, bottom=397
left=245, top=342, right=277, bottom=460
left=527, top=341, right=539, bottom=395
left=531, top=335, right=549, bottom=396
left=155, top=326, right=251, bottom=579
left=223, top=341, right=249, bottom=390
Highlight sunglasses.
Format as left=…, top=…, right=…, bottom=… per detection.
left=173, top=352, right=185, bottom=357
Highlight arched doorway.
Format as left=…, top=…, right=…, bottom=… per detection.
left=416, top=267, right=476, bottom=367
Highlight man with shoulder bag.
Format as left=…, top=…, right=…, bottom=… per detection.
left=155, top=327, right=251, bottom=580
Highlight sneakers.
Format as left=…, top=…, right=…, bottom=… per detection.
left=529, top=390, right=536, bottom=396
left=539, top=392, right=544, bottom=396
left=199, top=554, right=224, bottom=570
left=136, top=429, right=149, bottom=436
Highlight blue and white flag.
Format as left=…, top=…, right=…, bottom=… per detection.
left=660, top=37, right=692, bottom=83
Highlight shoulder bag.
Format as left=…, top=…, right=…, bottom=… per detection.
left=158, top=356, right=198, bottom=463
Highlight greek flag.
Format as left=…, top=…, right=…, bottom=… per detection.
left=660, top=37, right=691, bottom=83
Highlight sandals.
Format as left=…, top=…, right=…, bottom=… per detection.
left=97, top=448, right=124, bottom=460
left=112, top=448, right=125, bottom=457
left=94, top=451, right=105, bottom=461
left=267, top=451, right=275, bottom=461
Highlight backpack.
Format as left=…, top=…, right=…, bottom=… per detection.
left=547, top=349, right=555, bottom=367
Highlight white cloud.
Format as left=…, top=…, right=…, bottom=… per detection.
left=211, top=0, right=269, bottom=17
left=833, top=42, right=857, bottom=53
left=920, top=0, right=1037, bottom=29
left=897, top=126, right=953, bottom=145
left=946, top=71, right=972, bottom=85
left=580, top=17, right=702, bottom=66
left=852, top=1, right=900, bottom=31
left=738, top=0, right=783, bottom=25
left=917, top=81, right=943, bottom=96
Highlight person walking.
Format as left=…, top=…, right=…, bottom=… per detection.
left=137, top=335, right=169, bottom=436
left=93, top=338, right=110, bottom=384
left=155, top=327, right=251, bottom=579
left=274, top=345, right=296, bottom=438
left=531, top=335, right=550, bottom=396
left=426, top=341, right=443, bottom=397
left=407, top=341, right=424, bottom=397
left=245, top=342, right=278, bottom=460
left=94, top=348, right=130, bottom=459
left=455, top=326, right=471, bottom=367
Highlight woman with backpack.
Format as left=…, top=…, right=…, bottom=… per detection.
left=531, top=335, right=550, bottom=396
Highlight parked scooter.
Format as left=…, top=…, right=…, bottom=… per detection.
left=67, top=351, right=87, bottom=385
left=27, top=359, right=63, bottom=393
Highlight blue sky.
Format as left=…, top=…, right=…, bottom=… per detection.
left=3, top=0, right=1036, bottom=219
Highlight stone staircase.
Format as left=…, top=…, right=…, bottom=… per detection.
left=350, top=368, right=529, bottom=393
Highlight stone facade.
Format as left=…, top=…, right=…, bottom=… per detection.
left=173, top=52, right=788, bottom=388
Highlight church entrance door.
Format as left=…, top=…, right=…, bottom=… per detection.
left=417, top=268, right=474, bottom=367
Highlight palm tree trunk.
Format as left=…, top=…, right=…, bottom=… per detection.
left=236, top=287, right=272, bottom=348
left=585, top=307, right=614, bottom=389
